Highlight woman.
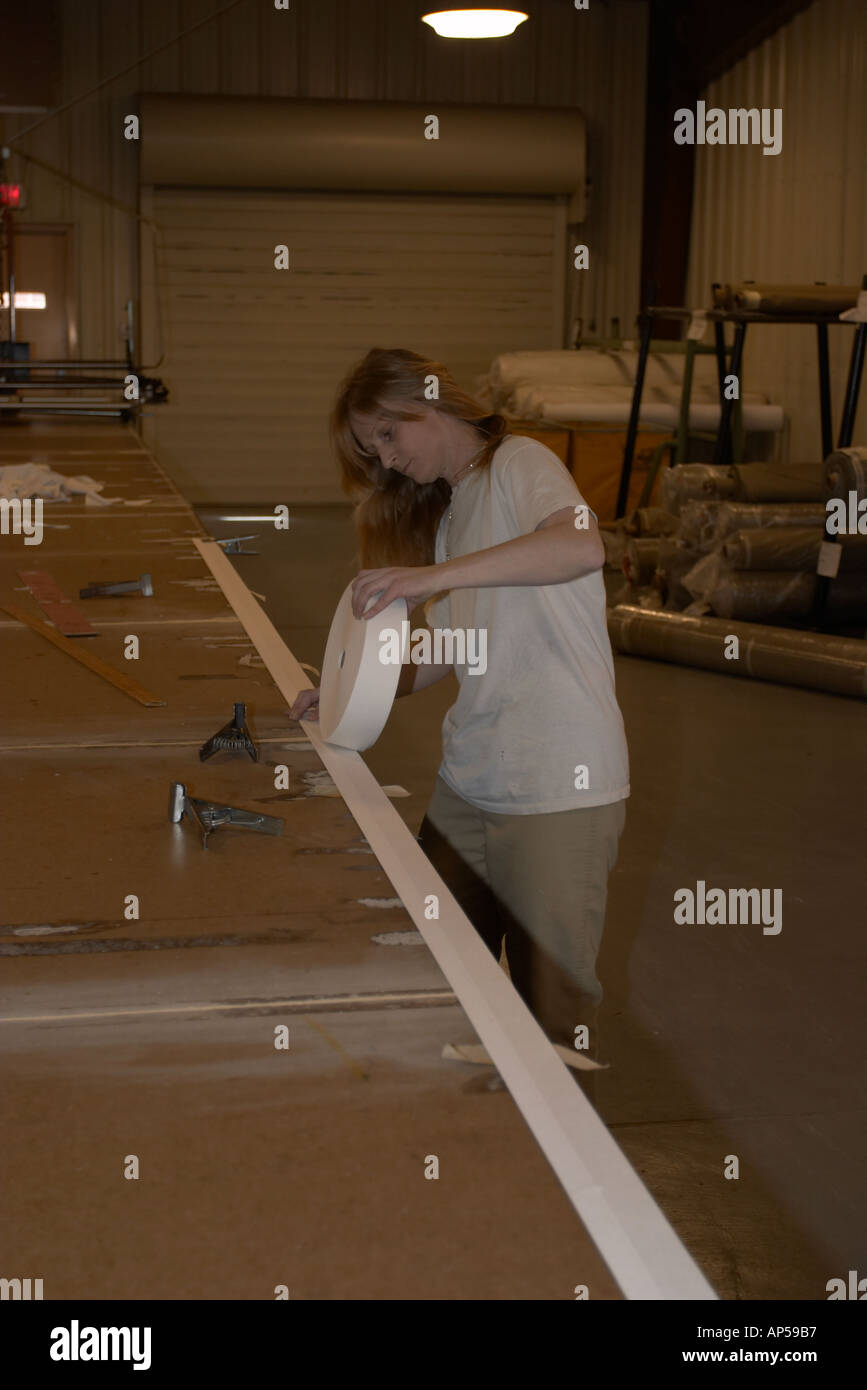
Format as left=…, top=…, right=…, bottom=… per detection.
left=289, top=347, right=629, bottom=1089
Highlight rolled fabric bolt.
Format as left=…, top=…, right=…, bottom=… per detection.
left=602, top=529, right=628, bottom=571
left=607, top=603, right=867, bottom=699
left=707, top=571, right=867, bottom=622
left=733, top=284, right=860, bottom=315
left=654, top=540, right=704, bottom=610
left=660, top=464, right=736, bottom=515
left=682, top=552, right=724, bottom=605
left=732, top=461, right=827, bottom=503
left=713, top=283, right=860, bottom=315
left=318, top=581, right=407, bottom=751
left=623, top=538, right=660, bottom=585
left=676, top=499, right=720, bottom=552
left=723, top=527, right=867, bottom=571
left=624, top=507, right=679, bottom=537
left=824, top=446, right=867, bottom=502
left=712, top=502, right=827, bottom=545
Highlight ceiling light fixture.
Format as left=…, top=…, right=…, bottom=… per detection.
left=421, top=9, right=529, bottom=39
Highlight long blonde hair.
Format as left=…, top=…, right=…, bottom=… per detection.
left=331, top=347, right=508, bottom=565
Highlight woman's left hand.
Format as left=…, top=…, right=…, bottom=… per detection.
left=351, top=566, right=443, bottom=620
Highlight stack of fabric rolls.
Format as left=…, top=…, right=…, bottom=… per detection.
left=609, top=450, right=867, bottom=625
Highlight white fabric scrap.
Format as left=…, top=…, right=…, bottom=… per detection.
left=0, top=462, right=116, bottom=505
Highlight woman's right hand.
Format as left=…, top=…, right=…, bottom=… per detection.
left=288, top=687, right=320, bottom=721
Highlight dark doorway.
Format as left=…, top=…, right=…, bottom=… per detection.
left=6, top=223, right=75, bottom=359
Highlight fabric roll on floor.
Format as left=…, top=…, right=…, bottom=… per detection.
left=824, top=446, right=867, bottom=501
left=623, top=538, right=661, bottom=585
left=731, top=461, right=827, bottom=503
left=712, top=283, right=860, bottom=315
left=723, top=527, right=867, bottom=571
left=607, top=604, right=867, bottom=699
left=706, top=571, right=867, bottom=622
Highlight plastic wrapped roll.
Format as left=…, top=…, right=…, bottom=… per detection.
left=677, top=500, right=721, bottom=551
left=623, top=538, right=661, bottom=585
left=607, top=604, right=867, bottom=699
left=624, top=507, right=679, bottom=537
left=712, top=502, right=827, bottom=545
left=731, top=461, right=827, bottom=503
left=706, top=571, right=867, bottom=622
left=601, top=528, right=627, bottom=571
left=682, top=553, right=723, bottom=604
left=713, top=283, right=860, bottom=315
left=723, top=527, right=867, bottom=571
left=654, top=540, right=704, bottom=610
left=824, top=446, right=867, bottom=502
left=660, top=464, right=737, bottom=515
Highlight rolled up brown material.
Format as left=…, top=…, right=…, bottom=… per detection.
left=723, top=527, right=867, bottom=571
left=654, top=539, right=704, bottom=609
left=714, top=283, right=860, bottom=315
left=677, top=500, right=720, bottom=551
left=624, top=506, right=679, bottom=537
left=732, top=461, right=827, bottom=503
left=712, top=502, right=828, bottom=545
left=623, top=538, right=661, bottom=585
left=607, top=604, right=867, bottom=699
left=707, top=571, right=867, bottom=622
left=660, top=463, right=736, bottom=514
left=824, top=446, right=867, bottom=501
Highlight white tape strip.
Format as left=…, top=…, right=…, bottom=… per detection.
left=194, top=537, right=717, bottom=1301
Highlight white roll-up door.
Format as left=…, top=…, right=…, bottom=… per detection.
left=143, top=188, right=567, bottom=504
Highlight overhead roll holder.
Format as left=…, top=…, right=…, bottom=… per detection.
left=139, top=94, right=587, bottom=219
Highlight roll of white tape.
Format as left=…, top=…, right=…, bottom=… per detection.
left=318, top=581, right=407, bottom=750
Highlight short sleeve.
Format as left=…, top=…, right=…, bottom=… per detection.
left=495, top=440, right=597, bottom=533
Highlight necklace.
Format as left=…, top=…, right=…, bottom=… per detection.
left=444, top=459, right=477, bottom=560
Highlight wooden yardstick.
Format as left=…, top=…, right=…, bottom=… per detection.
left=1, top=602, right=167, bottom=707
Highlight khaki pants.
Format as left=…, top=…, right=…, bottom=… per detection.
left=418, top=776, right=626, bottom=1064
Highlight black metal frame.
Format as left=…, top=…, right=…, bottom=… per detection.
left=617, top=286, right=867, bottom=522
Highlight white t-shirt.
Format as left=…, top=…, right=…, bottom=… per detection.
left=428, top=434, right=630, bottom=814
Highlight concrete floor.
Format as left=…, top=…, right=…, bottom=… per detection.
left=2, top=422, right=864, bottom=1300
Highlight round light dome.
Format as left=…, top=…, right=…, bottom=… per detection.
left=421, top=10, right=529, bottom=39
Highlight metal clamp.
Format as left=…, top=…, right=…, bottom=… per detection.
left=169, top=781, right=282, bottom=849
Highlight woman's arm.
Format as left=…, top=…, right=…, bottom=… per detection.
left=352, top=507, right=605, bottom=619
left=443, top=506, right=604, bottom=592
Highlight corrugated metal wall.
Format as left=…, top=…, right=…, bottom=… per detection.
left=0, top=0, right=648, bottom=362
left=686, top=0, right=867, bottom=462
